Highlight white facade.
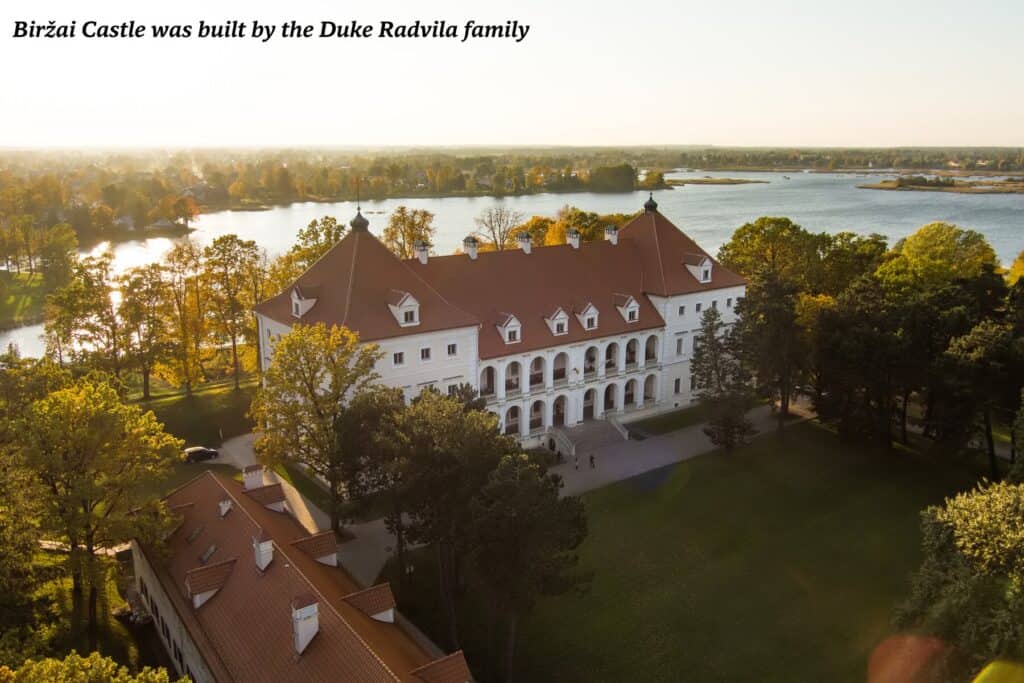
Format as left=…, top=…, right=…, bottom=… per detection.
left=131, top=540, right=214, bottom=683
left=256, top=283, right=745, bottom=447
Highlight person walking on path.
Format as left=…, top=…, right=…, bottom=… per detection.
left=574, top=453, right=579, bottom=470
left=589, top=453, right=595, bottom=469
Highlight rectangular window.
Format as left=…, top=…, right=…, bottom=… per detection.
left=674, top=378, right=681, bottom=394
left=627, top=309, right=637, bottom=322
left=393, top=352, right=404, bottom=366
left=555, top=321, right=566, bottom=334
left=292, top=301, right=300, bottom=316
left=586, top=317, right=596, bottom=330
left=711, top=300, right=718, bottom=310
left=420, top=347, right=431, bottom=361
left=702, top=268, right=710, bottom=281
left=678, top=305, right=685, bottom=316
left=676, top=338, right=683, bottom=356
left=727, top=297, right=733, bottom=308
left=447, top=384, right=458, bottom=397
left=508, top=329, right=519, bottom=342
left=403, top=310, right=416, bottom=324
left=695, top=303, right=702, bottom=313
left=446, top=343, right=457, bottom=356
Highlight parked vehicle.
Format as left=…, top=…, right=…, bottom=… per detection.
left=182, top=446, right=219, bottom=462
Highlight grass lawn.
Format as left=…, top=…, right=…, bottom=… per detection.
left=388, top=422, right=983, bottom=682
left=137, top=377, right=256, bottom=447
left=272, top=462, right=333, bottom=513
left=0, top=272, right=48, bottom=327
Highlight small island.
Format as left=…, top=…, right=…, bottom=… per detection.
left=859, top=175, right=1024, bottom=194
left=666, top=177, right=769, bottom=186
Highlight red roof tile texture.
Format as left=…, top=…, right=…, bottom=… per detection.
left=184, top=558, right=237, bottom=596
left=409, top=650, right=471, bottom=683
left=343, top=583, right=397, bottom=618
left=291, top=530, right=338, bottom=560
left=244, top=483, right=286, bottom=506
left=254, top=206, right=745, bottom=361
left=148, top=472, right=431, bottom=682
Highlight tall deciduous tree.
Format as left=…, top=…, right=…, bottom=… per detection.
left=876, top=222, right=998, bottom=291
left=250, top=323, right=381, bottom=532
left=203, top=234, right=261, bottom=389
left=691, top=307, right=755, bottom=449
left=382, top=207, right=436, bottom=259
left=470, top=454, right=589, bottom=682
left=19, top=377, right=181, bottom=650
left=119, top=264, right=169, bottom=400
left=160, top=240, right=206, bottom=394
left=717, top=216, right=823, bottom=290
left=474, top=207, right=524, bottom=251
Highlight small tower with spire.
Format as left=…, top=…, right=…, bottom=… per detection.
left=644, top=193, right=658, bottom=213
left=350, top=177, right=369, bottom=232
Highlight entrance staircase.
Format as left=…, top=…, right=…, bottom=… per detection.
left=552, top=419, right=626, bottom=456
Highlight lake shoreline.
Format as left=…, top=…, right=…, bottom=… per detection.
left=858, top=179, right=1024, bottom=194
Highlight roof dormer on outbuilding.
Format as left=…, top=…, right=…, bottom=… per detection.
left=291, top=286, right=319, bottom=319
left=387, top=289, right=420, bottom=327
left=683, top=253, right=713, bottom=283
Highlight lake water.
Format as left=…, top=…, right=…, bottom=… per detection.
left=4, top=170, right=1022, bottom=357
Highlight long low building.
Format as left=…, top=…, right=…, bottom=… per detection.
left=255, top=195, right=746, bottom=445
left=132, top=469, right=470, bottom=682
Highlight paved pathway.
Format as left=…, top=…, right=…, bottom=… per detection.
left=218, top=400, right=813, bottom=586
left=554, top=400, right=812, bottom=496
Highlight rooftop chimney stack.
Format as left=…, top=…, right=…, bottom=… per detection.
left=291, top=595, right=319, bottom=656
left=516, top=232, right=532, bottom=254
left=566, top=228, right=580, bottom=250
left=604, top=225, right=618, bottom=245
left=413, top=240, right=429, bottom=265
left=243, top=465, right=263, bottom=491
left=253, top=530, right=274, bottom=571
left=463, top=235, right=479, bottom=260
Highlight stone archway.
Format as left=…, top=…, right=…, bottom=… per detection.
left=583, top=388, right=597, bottom=420
left=603, top=383, right=617, bottom=411
left=529, top=400, right=545, bottom=433
left=480, top=366, right=496, bottom=397
left=504, top=405, right=520, bottom=436
left=553, top=395, right=568, bottom=427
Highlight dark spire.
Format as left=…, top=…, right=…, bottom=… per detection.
left=350, top=177, right=369, bottom=232
left=644, top=192, right=658, bottom=213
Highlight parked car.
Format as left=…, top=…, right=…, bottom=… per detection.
left=182, top=446, right=219, bottom=463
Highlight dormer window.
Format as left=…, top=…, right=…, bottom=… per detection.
left=683, top=253, right=713, bottom=284
left=291, top=286, right=318, bottom=319
left=388, top=290, right=420, bottom=328
left=545, top=307, right=569, bottom=336
left=614, top=294, right=639, bottom=324
left=497, top=313, right=522, bottom=344
left=575, top=303, right=599, bottom=331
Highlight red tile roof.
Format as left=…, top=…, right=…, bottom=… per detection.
left=409, top=650, right=471, bottom=683
left=291, top=530, right=338, bottom=560
left=254, top=207, right=744, bottom=360
left=145, top=471, right=433, bottom=682
left=185, top=558, right=236, bottom=596
left=343, top=583, right=396, bottom=618
left=618, top=209, right=746, bottom=296
left=244, top=483, right=286, bottom=506
left=255, top=228, right=478, bottom=341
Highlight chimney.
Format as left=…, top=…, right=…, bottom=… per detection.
left=291, top=595, right=319, bottom=655
left=253, top=530, right=274, bottom=571
left=413, top=240, right=429, bottom=265
left=516, top=232, right=531, bottom=254
left=463, top=235, right=479, bottom=260
left=243, top=465, right=263, bottom=491
left=566, top=228, right=580, bottom=250
left=604, top=225, right=618, bottom=245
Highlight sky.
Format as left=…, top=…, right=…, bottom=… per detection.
left=1, top=0, right=1022, bottom=148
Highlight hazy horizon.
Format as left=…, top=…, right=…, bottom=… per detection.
left=2, top=0, right=1023, bottom=147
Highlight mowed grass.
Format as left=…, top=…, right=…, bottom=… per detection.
left=512, top=422, right=981, bottom=682
left=138, top=377, right=257, bottom=448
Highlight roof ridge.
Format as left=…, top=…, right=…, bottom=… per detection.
left=209, top=474, right=402, bottom=681
left=649, top=213, right=668, bottom=295
left=341, top=230, right=361, bottom=327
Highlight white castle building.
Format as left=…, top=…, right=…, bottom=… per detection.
left=255, top=195, right=746, bottom=448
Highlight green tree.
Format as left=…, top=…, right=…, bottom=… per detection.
left=36, top=224, right=78, bottom=289
left=159, top=240, right=206, bottom=394
left=119, top=264, right=169, bottom=400
left=691, top=307, right=755, bottom=449
left=403, top=389, right=520, bottom=650
left=19, top=377, right=181, bottom=649
left=895, top=480, right=1024, bottom=678
left=470, top=454, right=590, bottom=682
left=877, top=222, right=998, bottom=291
left=510, top=216, right=553, bottom=247
left=250, top=323, right=381, bottom=532
left=203, top=234, right=262, bottom=389
left=0, top=651, right=180, bottom=682
left=382, top=207, right=436, bottom=259
left=266, top=216, right=346, bottom=297
left=717, top=217, right=823, bottom=290
left=1009, top=249, right=1024, bottom=285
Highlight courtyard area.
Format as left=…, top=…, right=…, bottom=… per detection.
left=505, top=422, right=981, bottom=681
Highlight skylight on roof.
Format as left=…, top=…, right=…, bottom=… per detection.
left=186, top=524, right=204, bottom=544
left=199, top=544, right=218, bottom=565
